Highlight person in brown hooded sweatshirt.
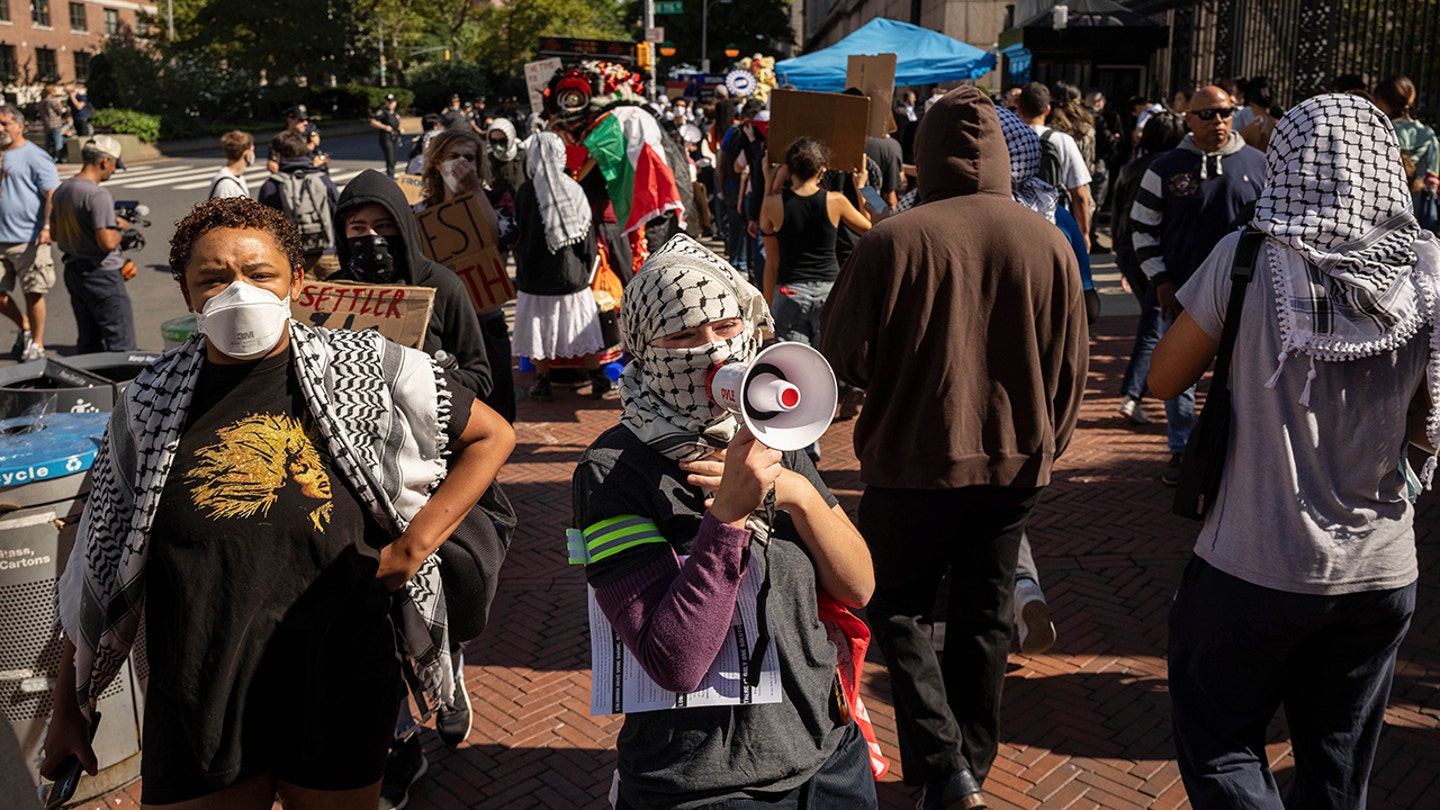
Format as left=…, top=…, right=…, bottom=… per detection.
left=819, top=86, right=1088, bottom=809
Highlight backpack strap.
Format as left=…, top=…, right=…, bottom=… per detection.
left=1211, top=227, right=1265, bottom=388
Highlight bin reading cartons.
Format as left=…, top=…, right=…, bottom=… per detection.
left=415, top=193, right=517, bottom=314
left=767, top=89, right=871, bottom=173
left=290, top=279, right=436, bottom=350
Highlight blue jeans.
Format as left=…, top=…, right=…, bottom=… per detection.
left=1153, top=292, right=1195, bottom=453
left=1118, top=249, right=1160, bottom=402
left=1168, top=556, right=1414, bottom=809
left=63, top=260, right=136, bottom=352
left=770, top=280, right=833, bottom=345
left=614, top=722, right=876, bottom=809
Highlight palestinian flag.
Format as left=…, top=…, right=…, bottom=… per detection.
left=584, top=106, right=686, bottom=235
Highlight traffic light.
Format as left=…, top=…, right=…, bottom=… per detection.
left=444, top=49, right=451, bottom=61
left=636, top=42, right=653, bottom=71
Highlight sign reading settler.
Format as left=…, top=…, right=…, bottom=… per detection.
left=415, top=193, right=516, bottom=314
left=291, top=280, right=436, bottom=349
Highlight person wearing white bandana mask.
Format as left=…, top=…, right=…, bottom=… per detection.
left=1151, top=93, right=1440, bottom=810
left=40, top=197, right=516, bottom=809
left=571, top=234, right=876, bottom=809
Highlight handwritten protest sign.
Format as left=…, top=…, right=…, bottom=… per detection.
left=846, top=53, right=898, bottom=138
left=767, top=89, right=870, bottom=172
left=415, top=193, right=516, bottom=314
left=525, top=58, right=563, bottom=115
left=291, top=279, right=435, bottom=349
left=396, top=174, right=426, bottom=206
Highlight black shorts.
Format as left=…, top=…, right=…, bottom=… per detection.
left=139, top=663, right=403, bottom=804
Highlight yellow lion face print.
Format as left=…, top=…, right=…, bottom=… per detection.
left=185, top=413, right=334, bottom=531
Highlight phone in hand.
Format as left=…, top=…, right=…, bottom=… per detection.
left=858, top=184, right=891, bottom=217
left=44, top=710, right=101, bottom=810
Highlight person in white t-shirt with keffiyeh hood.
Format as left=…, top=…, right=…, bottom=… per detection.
left=1151, top=92, right=1440, bottom=809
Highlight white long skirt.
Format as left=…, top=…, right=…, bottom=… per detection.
left=512, top=289, right=604, bottom=361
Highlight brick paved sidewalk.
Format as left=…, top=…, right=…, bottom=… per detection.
left=81, top=315, right=1440, bottom=809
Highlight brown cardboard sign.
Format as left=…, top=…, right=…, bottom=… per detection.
left=767, top=89, right=870, bottom=173
left=291, top=279, right=436, bottom=349
left=846, top=53, right=898, bottom=138
left=396, top=174, right=426, bottom=206
left=415, top=193, right=516, bottom=314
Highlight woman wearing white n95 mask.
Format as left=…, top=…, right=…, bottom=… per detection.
left=40, top=197, right=515, bottom=809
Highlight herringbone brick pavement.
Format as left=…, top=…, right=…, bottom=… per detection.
left=81, top=315, right=1440, bottom=809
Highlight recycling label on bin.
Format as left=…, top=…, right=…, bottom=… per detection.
left=0, top=412, right=109, bottom=488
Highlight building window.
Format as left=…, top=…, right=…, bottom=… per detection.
left=0, top=2, right=11, bottom=23
left=35, top=45, right=55, bottom=80
left=103, top=7, right=116, bottom=35
left=67, top=0, right=81, bottom=31
left=0, top=45, right=14, bottom=80
left=136, top=14, right=148, bottom=36
left=30, top=0, right=48, bottom=27
left=73, top=49, right=89, bottom=81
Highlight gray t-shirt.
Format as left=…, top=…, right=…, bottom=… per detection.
left=573, top=425, right=846, bottom=809
left=51, top=177, right=123, bottom=271
left=1177, top=231, right=1425, bottom=595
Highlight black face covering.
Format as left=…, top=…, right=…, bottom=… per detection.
left=347, top=234, right=400, bottom=283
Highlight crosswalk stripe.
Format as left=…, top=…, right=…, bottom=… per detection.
left=109, top=168, right=226, bottom=188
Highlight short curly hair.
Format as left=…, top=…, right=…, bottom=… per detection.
left=169, top=197, right=306, bottom=284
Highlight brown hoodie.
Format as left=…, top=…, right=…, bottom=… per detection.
left=818, top=87, right=1088, bottom=489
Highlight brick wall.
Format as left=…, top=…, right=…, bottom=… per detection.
left=0, top=0, right=157, bottom=98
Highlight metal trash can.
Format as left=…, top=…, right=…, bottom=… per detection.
left=0, top=412, right=144, bottom=804
left=0, top=351, right=161, bottom=419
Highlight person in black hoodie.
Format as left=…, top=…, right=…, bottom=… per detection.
left=330, top=169, right=492, bottom=403
left=331, top=171, right=514, bottom=810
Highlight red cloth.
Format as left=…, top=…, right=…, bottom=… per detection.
left=817, top=591, right=890, bottom=780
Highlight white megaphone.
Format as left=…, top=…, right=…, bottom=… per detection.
left=706, top=343, right=839, bottom=451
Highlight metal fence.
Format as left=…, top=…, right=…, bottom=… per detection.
left=1142, top=0, right=1440, bottom=119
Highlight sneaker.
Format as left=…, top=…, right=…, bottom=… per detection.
left=1013, top=577, right=1056, bottom=655
left=529, top=374, right=553, bottom=402
left=589, top=370, right=619, bottom=400
left=20, top=341, right=44, bottom=362
left=1161, top=452, right=1184, bottom=487
left=1118, top=395, right=1150, bottom=424
left=835, top=386, right=865, bottom=421
left=918, top=767, right=988, bottom=810
left=11, top=328, right=31, bottom=360
left=436, top=653, right=473, bottom=748
left=377, top=736, right=429, bottom=810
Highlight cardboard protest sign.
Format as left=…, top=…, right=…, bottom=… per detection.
left=767, top=89, right=870, bottom=173
left=291, top=279, right=436, bottom=349
left=846, top=53, right=898, bottom=138
left=415, top=193, right=516, bottom=314
left=525, top=57, right=563, bottom=113
left=396, top=174, right=426, bottom=206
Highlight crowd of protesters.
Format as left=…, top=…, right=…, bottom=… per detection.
left=25, top=58, right=1440, bottom=810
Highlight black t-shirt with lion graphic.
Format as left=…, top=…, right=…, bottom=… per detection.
left=146, top=346, right=397, bottom=786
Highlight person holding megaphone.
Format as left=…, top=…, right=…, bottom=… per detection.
left=571, top=234, right=878, bottom=809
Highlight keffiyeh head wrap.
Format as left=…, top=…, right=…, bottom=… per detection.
left=526, top=131, right=593, bottom=254
left=996, top=106, right=1060, bottom=223
left=1251, top=92, right=1440, bottom=483
left=618, top=234, right=773, bottom=460
left=488, top=118, right=520, bottom=163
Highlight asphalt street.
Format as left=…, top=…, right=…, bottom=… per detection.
left=1, top=131, right=400, bottom=360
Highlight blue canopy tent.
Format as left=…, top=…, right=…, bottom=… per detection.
left=774, top=18, right=996, bottom=92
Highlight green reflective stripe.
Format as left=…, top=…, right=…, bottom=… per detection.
left=582, top=514, right=666, bottom=563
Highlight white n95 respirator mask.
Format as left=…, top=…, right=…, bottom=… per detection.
left=193, top=281, right=291, bottom=361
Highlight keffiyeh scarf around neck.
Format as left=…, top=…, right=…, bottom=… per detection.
left=56, top=324, right=458, bottom=731
left=618, top=234, right=773, bottom=461
left=997, top=106, right=1060, bottom=222
left=527, top=131, right=592, bottom=254
left=1250, top=92, right=1440, bottom=482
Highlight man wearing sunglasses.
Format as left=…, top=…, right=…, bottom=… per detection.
left=1129, top=85, right=1266, bottom=485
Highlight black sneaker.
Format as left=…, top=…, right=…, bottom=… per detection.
left=11, top=328, right=31, bottom=360
left=436, top=654, right=473, bottom=748
left=378, top=736, right=429, bottom=810
left=589, top=369, right=618, bottom=400
left=1161, top=452, right=1184, bottom=487
left=529, top=374, right=553, bottom=402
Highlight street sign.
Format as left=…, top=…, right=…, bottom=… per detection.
left=655, top=1, right=683, bottom=13
left=645, top=27, right=665, bottom=44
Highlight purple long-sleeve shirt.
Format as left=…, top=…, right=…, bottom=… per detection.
left=592, top=513, right=752, bottom=693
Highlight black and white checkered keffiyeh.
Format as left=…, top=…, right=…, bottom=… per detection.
left=527, top=131, right=592, bottom=254
left=56, top=324, right=458, bottom=733
left=618, top=234, right=773, bottom=461
left=1251, top=92, right=1440, bottom=482
left=998, top=106, right=1060, bottom=222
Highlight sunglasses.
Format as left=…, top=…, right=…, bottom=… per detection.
left=1189, top=107, right=1235, bottom=121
